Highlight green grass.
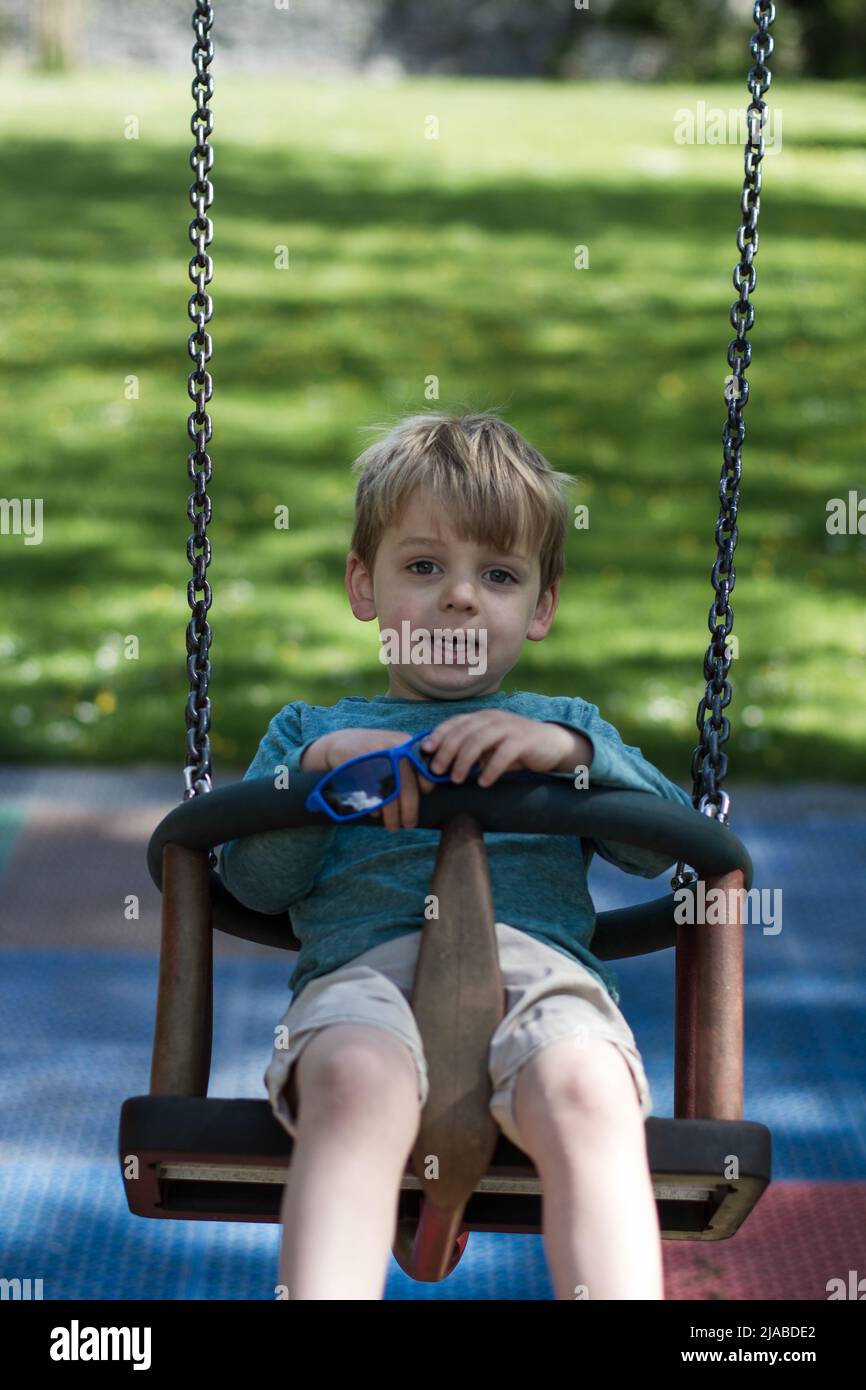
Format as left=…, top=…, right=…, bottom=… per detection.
left=1, top=71, right=865, bottom=782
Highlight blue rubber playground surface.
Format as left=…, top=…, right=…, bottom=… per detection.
left=1, top=767, right=864, bottom=1300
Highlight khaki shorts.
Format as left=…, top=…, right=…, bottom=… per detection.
left=264, top=921, right=652, bottom=1152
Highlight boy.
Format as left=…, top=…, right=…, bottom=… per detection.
left=219, top=413, right=694, bottom=1300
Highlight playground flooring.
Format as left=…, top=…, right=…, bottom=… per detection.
left=1, top=765, right=864, bottom=1300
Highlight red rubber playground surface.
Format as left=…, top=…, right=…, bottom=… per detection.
left=1, top=767, right=864, bottom=1300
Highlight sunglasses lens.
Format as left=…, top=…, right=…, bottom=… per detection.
left=320, top=755, right=395, bottom=817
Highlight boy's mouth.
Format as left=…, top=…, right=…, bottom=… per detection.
left=432, top=635, right=469, bottom=658
left=425, top=627, right=488, bottom=675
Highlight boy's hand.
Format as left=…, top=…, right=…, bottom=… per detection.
left=321, top=728, right=437, bottom=833
left=419, top=712, right=589, bottom=787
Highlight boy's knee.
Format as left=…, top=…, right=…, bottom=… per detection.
left=293, top=1024, right=421, bottom=1117
left=516, top=1036, right=638, bottom=1127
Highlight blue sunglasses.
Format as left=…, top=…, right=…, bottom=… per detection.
left=304, top=728, right=482, bottom=824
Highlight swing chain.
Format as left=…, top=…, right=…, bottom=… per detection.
left=183, top=0, right=216, bottom=809
left=672, top=0, right=774, bottom=893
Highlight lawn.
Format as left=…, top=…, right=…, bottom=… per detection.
left=0, top=71, right=864, bottom=782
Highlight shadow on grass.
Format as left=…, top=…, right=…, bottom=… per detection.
left=0, top=137, right=863, bottom=775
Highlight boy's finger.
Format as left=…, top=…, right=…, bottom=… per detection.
left=381, top=793, right=399, bottom=831
left=401, top=768, right=420, bottom=828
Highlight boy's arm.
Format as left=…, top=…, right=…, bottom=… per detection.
left=542, top=696, right=695, bottom=878
left=217, top=704, right=336, bottom=913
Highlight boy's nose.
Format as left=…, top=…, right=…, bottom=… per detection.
left=440, top=583, right=479, bottom=608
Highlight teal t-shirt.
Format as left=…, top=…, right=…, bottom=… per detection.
left=217, top=689, right=694, bottom=1006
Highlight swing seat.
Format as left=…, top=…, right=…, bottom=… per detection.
left=119, top=773, right=770, bottom=1283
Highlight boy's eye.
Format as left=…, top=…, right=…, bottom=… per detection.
left=407, top=561, right=516, bottom=584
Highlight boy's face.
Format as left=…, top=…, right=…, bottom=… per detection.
left=345, top=486, right=560, bottom=701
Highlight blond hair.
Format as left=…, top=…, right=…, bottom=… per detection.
left=348, top=412, right=576, bottom=600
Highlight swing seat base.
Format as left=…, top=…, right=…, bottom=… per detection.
left=119, top=1094, right=771, bottom=1242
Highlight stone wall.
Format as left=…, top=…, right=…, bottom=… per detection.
left=0, top=0, right=612, bottom=78
left=0, top=0, right=833, bottom=80
left=0, top=0, right=647, bottom=78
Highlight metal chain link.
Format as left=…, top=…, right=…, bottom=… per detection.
left=183, top=0, right=215, bottom=804
left=672, top=0, right=775, bottom=891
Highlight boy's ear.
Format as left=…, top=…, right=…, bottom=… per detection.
left=526, top=580, right=560, bottom=642
left=345, top=551, right=377, bottom=621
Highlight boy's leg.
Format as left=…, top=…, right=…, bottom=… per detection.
left=513, top=1036, right=664, bottom=1301
left=278, top=1022, right=422, bottom=1300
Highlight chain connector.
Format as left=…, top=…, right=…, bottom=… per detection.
left=183, top=766, right=213, bottom=799
left=670, top=861, right=697, bottom=892
left=698, top=790, right=732, bottom=826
